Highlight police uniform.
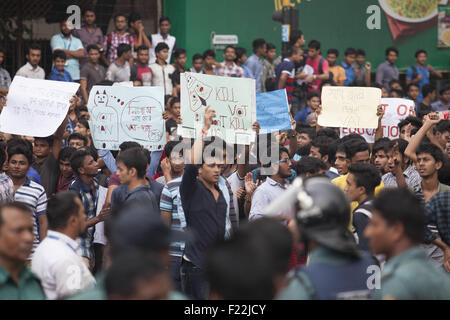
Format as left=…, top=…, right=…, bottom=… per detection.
left=372, top=247, right=450, bottom=300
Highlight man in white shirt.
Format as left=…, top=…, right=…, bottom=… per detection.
left=150, top=43, right=175, bottom=95
left=32, top=191, right=95, bottom=300
left=149, top=17, right=177, bottom=64
left=15, top=44, right=45, bottom=79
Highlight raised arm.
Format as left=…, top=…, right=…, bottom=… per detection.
left=404, top=113, right=442, bottom=162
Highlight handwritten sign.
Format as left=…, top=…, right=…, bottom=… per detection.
left=0, top=76, right=79, bottom=137
left=318, top=86, right=381, bottom=129
left=180, top=72, right=256, bottom=145
left=340, top=98, right=415, bottom=143
left=87, top=86, right=165, bottom=151
left=256, top=89, right=291, bottom=133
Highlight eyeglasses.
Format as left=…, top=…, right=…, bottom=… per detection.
left=276, top=158, right=290, bottom=164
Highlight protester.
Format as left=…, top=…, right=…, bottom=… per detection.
left=417, top=84, right=436, bottom=114
left=276, top=47, right=304, bottom=105
left=105, top=43, right=132, bottom=83
left=431, top=85, right=450, bottom=112
left=0, top=146, right=14, bottom=204
left=127, top=12, right=151, bottom=53
left=149, top=17, right=177, bottom=64
left=150, top=43, right=175, bottom=95
left=0, top=202, right=45, bottom=299
left=261, top=43, right=277, bottom=92
left=130, top=45, right=152, bottom=86
left=103, top=13, right=134, bottom=65
left=305, top=40, right=330, bottom=93
left=245, top=39, right=266, bottom=93
left=353, top=49, right=371, bottom=87
left=326, top=48, right=345, bottom=86
left=56, top=147, right=76, bottom=193
left=80, top=45, right=106, bottom=103
left=15, top=43, right=45, bottom=79
left=294, top=92, right=320, bottom=123
left=235, top=47, right=254, bottom=79
left=202, top=49, right=219, bottom=75
left=31, top=191, right=96, bottom=299
left=376, top=47, right=399, bottom=92
left=189, top=53, right=203, bottom=73
left=341, top=48, right=356, bottom=86
left=73, top=8, right=105, bottom=66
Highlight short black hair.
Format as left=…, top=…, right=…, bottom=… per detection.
left=136, top=45, right=149, bottom=53
left=82, top=7, right=95, bottom=16
left=385, top=46, right=399, bottom=56
left=415, top=49, right=427, bottom=58
left=308, top=40, right=321, bottom=50
left=398, top=116, right=422, bottom=131
left=202, top=49, right=215, bottom=59
left=289, top=29, right=303, bottom=46
left=86, top=44, right=100, bottom=53
left=252, top=38, right=266, bottom=53
left=439, top=84, right=450, bottom=96
left=390, top=89, right=404, bottom=97
left=119, top=141, right=141, bottom=152
left=296, top=156, right=326, bottom=176
left=296, top=124, right=316, bottom=140
left=435, top=120, right=450, bottom=134
left=27, top=43, right=41, bottom=55
left=159, top=16, right=170, bottom=25
left=387, top=138, right=409, bottom=157
left=105, top=251, right=166, bottom=299
left=0, top=202, right=32, bottom=231
left=116, top=147, right=148, bottom=178
left=68, top=133, right=88, bottom=146
left=34, top=136, right=54, bottom=148
left=311, top=136, right=333, bottom=159
left=266, top=43, right=276, bottom=51
left=407, top=83, right=420, bottom=92
left=422, top=84, right=436, bottom=99
left=114, top=13, right=127, bottom=21
left=164, top=140, right=183, bottom=158
left=327, top=48, right=339, bottom=57
left=234, top=47, right=246, bottom=61
left=128, top=12, right=141, bottom=26
left=372, top=139, right=390, bottom=155
left=348, top=163, right=381, bottom=196
left=70, top=148, right=92, bottom=176
left=344, top=48, right=356, bottom=56
left=288, top=46, right=302, bottom=57
left=169, top=97, right=180, bottom=109
left=8, top=144, right=33, bottom=166
left=52, top=50, right=66, bottom=61
left=345, top=139, right=370, bottom=160
left=416, top=143, right=444, bottom=164
left=317, top=127, right=339, bottom=140
left=173, top=48, right=186, bottom=59
left=58, top=146, right=77, bottom=163
left=373, top=188, right=425, bottom=244
left=47, top=191, right=82, bottom=230
left=389, top=79, right=401, bottom=88
left=306, top=91, right=320, bottom=101
left=192, top=53, right=203, bottom=62
left=117, top=43, right=131, bottom=58
left=155, top=42, right=169, bottom=54
left=356, top=49, right=366, bottom=57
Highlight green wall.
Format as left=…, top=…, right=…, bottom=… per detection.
left=165, top=0, right=450, bottom=71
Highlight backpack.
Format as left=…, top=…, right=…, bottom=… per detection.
left=318, top=57, right=335, bottom=86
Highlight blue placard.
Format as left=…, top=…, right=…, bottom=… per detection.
left=256, top=89, right=291, bottom=133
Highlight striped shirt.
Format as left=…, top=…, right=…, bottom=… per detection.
left=14, top=178, right=47, bottom=259
left=159, top=176, right=186, bottom=257
left=0, top=173, right=14, bottom=204
left=382, top=166, right=421, bottom=190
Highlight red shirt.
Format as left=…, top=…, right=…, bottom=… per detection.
left=306, top=55, right=329, bottom=93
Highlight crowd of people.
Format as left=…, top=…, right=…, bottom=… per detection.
left=0, top=7, right=450, bottom=301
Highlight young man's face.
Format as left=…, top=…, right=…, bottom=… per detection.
left=60, top=21, right=71, bottom=36
left=122, top=50, right=132, bottom=61
left=326, top=53, right=337, bottom=66
left=373, top=150, right=388, bottom=173
left=307, top=48, right=319, bottom=59
left=266, top=49, right=276, bottom=61
left=156, top=49, right=169, bottom=62
left=276, top=151, right=292, bottom=179
left=170, top=102, right=181, bottom=118
left=59, top=159, right=74, bottom=179
left=199, top=158, right=221, bottom=184
left=88, top=49, right=100, bottom=64
left=344, top=54, right=356, bottom=65
left=204, top=56, right=215, bottom=68
left=74, top=123, right=89, bottom=137
left=0, top=207, right=34, bottom=263
left=407, top=86, right=420, bottom=101
left=169, top=151, right=185, bottom=175
left=69, top=139, right=85, bottom=149
left=416, top=153, right=442, bottom=178
left=416, top=53, right=427, bottom=66
left=115, top=16, right=127, bottom=32
left=257, top=44, right=267, bottom=56
left=345, top=173, right=363, bottom=202
left=54, top=57, right=66, bottom=72
left=292, top=49, right=304, bottom=64
left=137, top=49, right=149, bottom=65
left=80, top=111, right=90, bottom=120
left=351, top=150, right=370, bottom=164
left=130, top=20, right=143, bottom=33
left=387, top=51, right=398, bottom=64
left=335, top=151, right=350, bottom=175
left=356, top=54, right=365, bottom=65
left=8, top=154, right=30, bottom=180
left=308, top=97, right=321, bottom=111
left=309, top=145, right=324, bottom=162
left=80, top=155, right=98, bottom=177
left=160, top=20, right=171, bottom=35
left=27, top=49, right=41, bottom=66
left=83, top=11, right=96, bottom=25
left=296, top=133, right=311, bottom=148
left=364, top=210, right=395, bottom=255
left=441, top=89, right=450, bottom=103
left=34, top=139, right=51, bottom=159
left=116, top=161, right=132, bottom=185
left=192, top=58, right=203, bottom=71
left=224, top=47, right=236, bottom=62
left=175, top=54, right=187, bottom=68
left=435, top=130, right=450, bottom=150
left=385, top=149, right=404, bottom=173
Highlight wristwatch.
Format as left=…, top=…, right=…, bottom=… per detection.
left=313, top=75, right=317, bottom=80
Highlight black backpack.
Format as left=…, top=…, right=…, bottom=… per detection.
left=318, top=57, right=336, bottom=86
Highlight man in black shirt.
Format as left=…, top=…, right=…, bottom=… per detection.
left=180, top=107, right=227, bottom=300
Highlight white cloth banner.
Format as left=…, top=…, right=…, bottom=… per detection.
left=0, top=76, right=79, bottom=137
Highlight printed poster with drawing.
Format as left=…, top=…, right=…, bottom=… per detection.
left=180, top=72, right=256, bottom=145
left=87, top=86, right=166, bottom=151
left=318, top=86, right=381, bottom=129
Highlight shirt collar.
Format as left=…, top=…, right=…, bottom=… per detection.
left=77, top=177, right=98, bottom=193
left=266, top=177, right=286, bottom=188
left=308, top=245, right=352, bottom=265
left=47, top=230, right=80, bottom=251
left=60, top=33, right=72, bottom=40
left=341, top=61, right=351, bottom=69
left=383, top=247, right=427, bottom=275
left=26, top=62, right=38, bottom=71
left=0, top=263, right=39, bottom=286
left=23, top=177, right=32, bottom=187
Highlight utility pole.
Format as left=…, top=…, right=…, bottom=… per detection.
left=272, top=0, right=299, bottom=59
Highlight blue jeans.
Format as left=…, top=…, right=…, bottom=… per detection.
left=169, top=256, right=183, bottom=292
left=180, top=259, right=209, bottom=300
